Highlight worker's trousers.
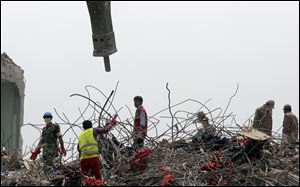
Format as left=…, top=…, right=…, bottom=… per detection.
left=80, top=156, right=101, bottom=179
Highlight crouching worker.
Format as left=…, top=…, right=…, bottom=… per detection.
left=77, top=115, right=117, bottom=184
left=192, top=111, right=216, bottom=144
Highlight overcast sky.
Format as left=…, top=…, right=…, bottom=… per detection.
left=1, top=1, right=299, bottom=155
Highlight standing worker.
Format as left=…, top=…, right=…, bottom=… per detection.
left=30, top=112, right=66, bottom=174
left=77, top=116, right=117, bottom=183
left=252, top=100, right=275, bottom=136
left=132, top=96, right=148, bottom=151
left=281, top=104, right=299, bottom=144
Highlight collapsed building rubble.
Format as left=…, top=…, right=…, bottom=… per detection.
left=1, top=84, right=299, bottom=186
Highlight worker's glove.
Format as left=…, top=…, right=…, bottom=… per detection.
left=60, top=146, right=67, bottom=156
left=108, top=114, right=118, bottom=126
left=107, top=118, right=117, bottom=126
left=30, top=149, right=41, bottom=160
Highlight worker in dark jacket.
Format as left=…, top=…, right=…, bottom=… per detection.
left=281, top=104, right=299, bottom=144
left=252, top=100, right=275, bottom=136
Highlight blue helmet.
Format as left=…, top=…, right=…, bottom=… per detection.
left=43, top=112, right=53, bottom=118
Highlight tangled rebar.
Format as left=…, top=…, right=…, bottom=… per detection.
left=1, top=83, right=299, bottom=186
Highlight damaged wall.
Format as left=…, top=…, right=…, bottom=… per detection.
left=1, top=53, right=25, bottom=152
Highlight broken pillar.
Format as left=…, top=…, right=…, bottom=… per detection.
left=1, top=53, right=25, bottom=152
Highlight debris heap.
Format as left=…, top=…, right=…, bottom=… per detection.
left=2, top=84, right=298, bottom=186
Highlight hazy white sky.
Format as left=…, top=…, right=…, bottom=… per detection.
left=1, top=1, right=299, bottom=154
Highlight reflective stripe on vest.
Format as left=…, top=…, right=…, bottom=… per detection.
left=78, top=128, right=99, bottom=160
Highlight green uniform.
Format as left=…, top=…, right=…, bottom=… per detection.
left=41, top=122, right=61, bottom=174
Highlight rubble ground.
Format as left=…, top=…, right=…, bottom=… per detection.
left=2, top=84, right=299, bottom=186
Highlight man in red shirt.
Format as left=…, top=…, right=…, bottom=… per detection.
left=132, top=96, right=148, bottom=151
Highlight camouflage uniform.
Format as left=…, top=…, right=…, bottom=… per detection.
left=41, top=122, right=61, bottom=174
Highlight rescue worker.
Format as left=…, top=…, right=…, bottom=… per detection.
left=30, top=112, right=66, bottom=174
left=132, top=96, right=148, bottom=151
left=252, top=100, right=275, bottom=136
left=196, top=111, right=215, bottom=134
left=77, top=116, right=117, bottom=181
left=192, top=111, right=216, bottom=144
left=281, top=104, right=299, bottom=144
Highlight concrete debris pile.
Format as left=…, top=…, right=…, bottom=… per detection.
left=1, top=147, right=81, bottom=186
left=102, top=138, right=299, bottom=186
left=1, top=139, right=299, bottom=186
left=1, top=148, right=47, bottom=186
left=1, top=84, right=299, bottom=186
